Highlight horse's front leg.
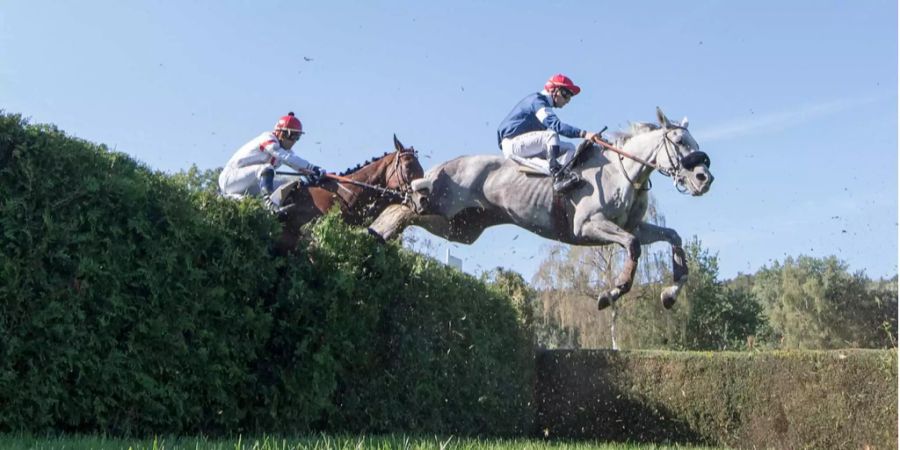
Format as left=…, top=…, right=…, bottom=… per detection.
left=368, top=204, right=416, bottom=241
left=577, top=219, right=641, bottom=310
left=632, top=221, right=686, bottom=309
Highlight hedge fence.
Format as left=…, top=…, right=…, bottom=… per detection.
left=0, top=112, right=534, bottom=436
left=536, top=349, right=897, bottom=449
left=1, top=112, right=896, bottom=448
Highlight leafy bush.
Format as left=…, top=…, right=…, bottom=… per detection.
left=0, top=112, right=533, bottom=436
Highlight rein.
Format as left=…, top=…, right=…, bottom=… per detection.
left=591, top=130, right=695, bottom=193
left=323, top=173, right=408, bottom=199
left=276, top=150, right=413, bottom=201
left=591, top=136, right=673, bottom=176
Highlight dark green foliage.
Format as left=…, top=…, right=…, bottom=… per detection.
left=0, top=113, right=533, bottom=436
left=169, top=165, right=222, bottom=195
left=322, top=256, right=534, bottom=435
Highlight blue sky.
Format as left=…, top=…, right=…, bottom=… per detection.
left=2, top=1, right=897, bottom=281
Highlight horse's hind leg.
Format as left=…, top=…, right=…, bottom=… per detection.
left=633, top=221, right=686, bottom=309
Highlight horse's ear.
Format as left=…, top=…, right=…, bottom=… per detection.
left=680, top=116, right=689, bottom=128
left=656, top=107, right=670, bottom=128
left=393, top=134, right=404, bottom=152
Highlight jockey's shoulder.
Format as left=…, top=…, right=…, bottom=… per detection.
left=534, top=91, right=554, bottom=106
left=514, top=91, right=550, bottom=108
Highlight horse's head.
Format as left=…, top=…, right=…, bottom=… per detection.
left=653, top=107, right=714, bottom=196
left=386, top=134, right=425, bottom=192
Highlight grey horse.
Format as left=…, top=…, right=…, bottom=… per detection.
left=369, top=108, right=713, bottom=309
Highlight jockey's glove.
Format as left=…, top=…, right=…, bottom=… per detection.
left=305, top=166, right=326, bottom=184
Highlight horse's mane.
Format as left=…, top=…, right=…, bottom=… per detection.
left=611, top=122, right=660, bottom=145
left=337, top=151, right=394, bottom=176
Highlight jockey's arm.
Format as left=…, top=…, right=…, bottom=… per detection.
left=535, top=107, right=583, bottom=139
left=278, top=151, right=316, bottom=174
left=261, top=140, right=316, bottom=173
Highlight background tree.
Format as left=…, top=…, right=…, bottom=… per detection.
left=678, top=239, right=764, bottom=350
left=481, top=267, right=537, bottom=340
left=752, top=256, right=898, bottom=349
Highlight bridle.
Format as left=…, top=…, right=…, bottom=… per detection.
left=384, top=148, right=417, bottom=195
left=595, top=127, right=709, bottom=194
left=327, top=148, right=418, bottom=210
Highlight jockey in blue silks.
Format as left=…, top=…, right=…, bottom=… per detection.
left=497, top=74, right=604, bottom=193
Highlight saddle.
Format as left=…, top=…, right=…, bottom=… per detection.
left=514, top=139, right=595, bottom=178
left=512, top=140, right=596, bottom=238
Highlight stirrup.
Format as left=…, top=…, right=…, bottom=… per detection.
left=263, top=195, right=289, bottom=218
left=552, top=172, right=582, bottom=193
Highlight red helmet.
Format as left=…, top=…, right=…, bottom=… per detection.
left=544, top=74, right=581, bottom=96
left=274, top=112, right=303, bottom=133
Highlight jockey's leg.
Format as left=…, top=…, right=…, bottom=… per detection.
left=257, top=165, right=287, bottom=215
left=501, top=131, right=556, bottom=175
left=508, top=154, right=551, bottom=174
left=502, top=131, right=580, bottom=192
left=258, top=166, right=276, bottom=197
left=548, top=141, right=580, bottom=193
left=548, top=144, right=563, bottom=172
left=220, top=164, right=264, bottom=198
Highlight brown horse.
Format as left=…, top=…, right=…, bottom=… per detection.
left=272, top=135, right=424, bottom=252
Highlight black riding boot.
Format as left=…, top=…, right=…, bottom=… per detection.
left=548, top=145, right=581, bottom=193
left=259, top=167, right=276, bottom=197
left=258, top=167, right=285, bottom=216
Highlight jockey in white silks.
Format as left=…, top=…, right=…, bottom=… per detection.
left=218, top=112, right=326, bottom=210
left=497, top=74, right=604, bottom=193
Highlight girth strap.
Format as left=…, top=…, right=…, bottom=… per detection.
left=551, top=194, right=573, bottom=241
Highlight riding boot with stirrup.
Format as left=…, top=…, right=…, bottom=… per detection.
left=548, top=145, right=581, bottom=193
left=259, top=167, right=288, bottom=218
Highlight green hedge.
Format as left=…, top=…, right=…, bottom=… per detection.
left=0, top=113, right=533, bottom=436
left=536, top=349, right=897, bottom=449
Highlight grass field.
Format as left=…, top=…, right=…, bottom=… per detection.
left=0, top=434, right=724, bottom=450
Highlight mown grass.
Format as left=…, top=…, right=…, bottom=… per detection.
left=0, top=434, right=724, bottom=450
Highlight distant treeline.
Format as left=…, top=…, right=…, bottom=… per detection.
left=0, top=113, right=533, bottom=435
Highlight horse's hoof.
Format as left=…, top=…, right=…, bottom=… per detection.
left=597, top=295, right=612, bottom=310
left=366, top=228, right=386, bottom=244
left=414, top=197, right=430, bottom=214
left=661, top=293, right=676, bottom=309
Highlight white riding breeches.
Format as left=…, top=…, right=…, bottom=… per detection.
left=500, top=130, right=575, bottom=175
left=218, top=164, right=293, bottom=199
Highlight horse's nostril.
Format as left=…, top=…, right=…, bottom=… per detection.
left=696, top=173, right=707, bottom=182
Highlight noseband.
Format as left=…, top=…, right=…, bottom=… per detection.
left=603, top=127, right=709, bottom=194
left=657, top=128, right=710, bottom=194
